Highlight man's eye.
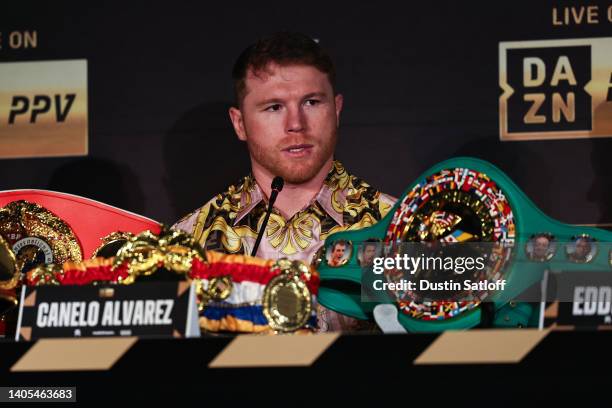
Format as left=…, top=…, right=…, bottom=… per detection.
left=265, top=104, right=282, bottom=112
left=305, top=99, right=320, bottom=106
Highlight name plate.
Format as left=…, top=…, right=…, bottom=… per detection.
left=552, top=272, right=612, bottom=329
left=15, top=281, right=200, bottom=341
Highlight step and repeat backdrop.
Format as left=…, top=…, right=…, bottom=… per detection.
left=0, top=1, right=611, bottom=227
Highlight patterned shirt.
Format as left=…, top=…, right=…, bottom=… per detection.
left=172, top=161, right=396, bottom=331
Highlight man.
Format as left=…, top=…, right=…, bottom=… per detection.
left=531, top=235, right=551, bottom=261
left=328, top=240, right=348, bottom=267
left=173, top=32, right=396, bottom=331
left=571, top=237, right=592, bottom=262
left=359, top=240, right=380, bottom=266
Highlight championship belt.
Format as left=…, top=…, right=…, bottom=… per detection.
left=316, top=157, right=612, bottom=332
left=22, top=227, right=320, bottom=334
left=0, top=200, right=82, bottom=275
left=0, top=190, right=162, bottom=258
left=0, top=189, right=162, bottom=335
left=0, top=200, right=84, bottom=326
left=191, top=253, right=319, bottom=333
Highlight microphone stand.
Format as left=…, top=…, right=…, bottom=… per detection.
left=251, top=176, right=284, bottom=257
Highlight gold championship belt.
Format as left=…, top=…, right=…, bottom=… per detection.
left=112, top=230, right=206, bottom=283
left=190, top=252, right=318, bottom=333
left=0, top=200, right=82, bottom=274
left=25, top=227, right=320, bottom=334
left=0, top=200, right=83, bottom=327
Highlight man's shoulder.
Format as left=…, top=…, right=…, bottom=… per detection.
left=341, top=165, right=398, bottom=217
left=172, top=206, right=204, bottom=234
left=171, top=175, right=253, bottom=234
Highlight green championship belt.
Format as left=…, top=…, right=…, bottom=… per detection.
left=316, top=157, right=612, bottom=332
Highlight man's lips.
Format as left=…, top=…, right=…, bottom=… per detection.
left=281, top=144, right=314, bottom=157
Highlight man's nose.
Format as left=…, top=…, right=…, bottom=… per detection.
left=285, top=105, right=306, bottom=133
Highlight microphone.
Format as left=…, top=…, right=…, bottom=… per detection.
left=251, top=176, right=284, bottom=257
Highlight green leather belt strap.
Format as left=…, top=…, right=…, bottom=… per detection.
left=317, top=157, right=612, bottom=332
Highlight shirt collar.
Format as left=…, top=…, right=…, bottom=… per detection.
left=233, top=161, right=347, bottom=226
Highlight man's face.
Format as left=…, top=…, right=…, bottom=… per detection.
left=575, top=239, right=590, bottom=258
left=229, top=63, right=343, bottom=184
left=363, top=244, right=377, bottom=265
left=332, top=244, right=346, bottom=261
left=533, top=237, right=549, bottom=258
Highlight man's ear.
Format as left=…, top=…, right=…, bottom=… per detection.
left=334, top=94, right=344, bottom=127
left=229, top=106, right=247, bottom=141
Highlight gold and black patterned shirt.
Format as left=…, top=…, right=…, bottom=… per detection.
left=173, top=161, right=396, bottom=264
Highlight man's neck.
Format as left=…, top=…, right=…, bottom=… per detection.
left=252, top=158, right=333, bottom=219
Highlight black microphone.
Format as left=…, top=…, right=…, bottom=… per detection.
left=251, top=176, right=284, bottom=257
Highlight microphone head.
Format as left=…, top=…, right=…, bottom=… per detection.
left=271, top=176, right=284, bottom=192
